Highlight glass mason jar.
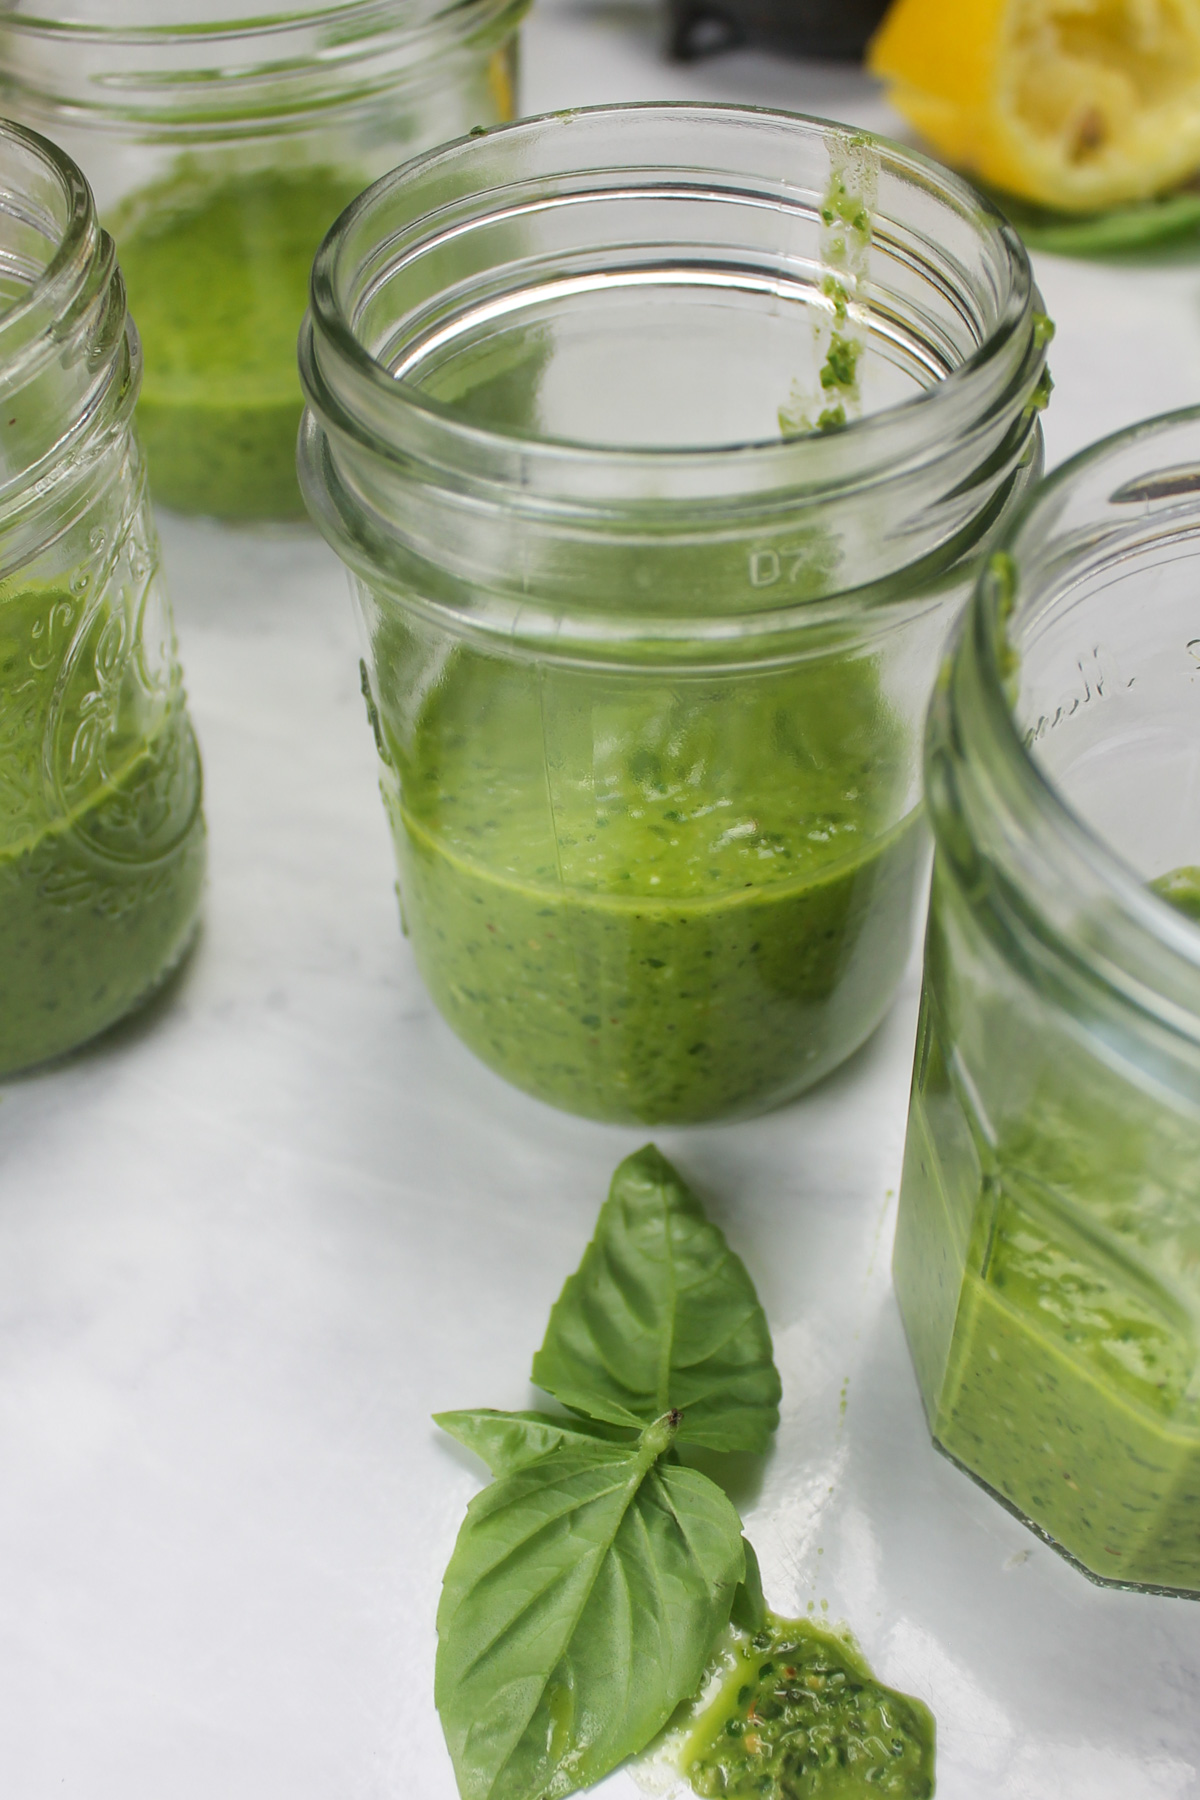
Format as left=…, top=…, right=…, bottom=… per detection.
left=894, top=408, right=1200, bottom=1597
left=0, top=0, right=527, bottom=521
left=0, top=121, right=205, bottom=1079
left=299, top=104, right=1049, bottom=1125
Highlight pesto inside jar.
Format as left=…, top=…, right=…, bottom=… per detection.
left=0, top=585, right=206, bottom=1077
left=301, top=105, right=1048, bottom=1125
left=380, top=642, right=924, bottom=1124
left=895, top=864, right=1200, bottom=1594
left=112, top=164, right=365, bottom=519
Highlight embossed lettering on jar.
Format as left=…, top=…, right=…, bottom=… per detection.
left=0, top=0, right=528, bottom=520
left=0, top=121, right=205, bottom=1078
left=300, top=105, right=1050, bottom=1124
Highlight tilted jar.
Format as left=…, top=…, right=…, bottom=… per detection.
left=896, top=408, right=1200, bottom=1595
left=0, top=120, right=205, bottom=1077
left=299, top=104, right=1049, bottom=1124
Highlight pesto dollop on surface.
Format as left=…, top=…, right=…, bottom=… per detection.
left=894, top=862, right=1200, bottom=1593
left=683, top=1617, right=935, bottom=1799
left=378, top=645, right=923, bottom=1123
left=0, top=588, right=205, bottom=1077
left=112, top=165, right=364, bottom=519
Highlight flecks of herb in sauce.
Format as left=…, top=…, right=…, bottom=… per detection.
left=682, top=1615, right=936, bottom=1799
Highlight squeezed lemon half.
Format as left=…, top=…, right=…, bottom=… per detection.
left=869, top=0, right=1200, bottom=213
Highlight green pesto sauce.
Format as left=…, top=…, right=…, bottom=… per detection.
left=1150, top=863, right=1200, bottom=922
left=683, top=1617, right=935, bottom=1799
left=378, top=647, right=923, bottom=1124
left=820, top=171, right=873, bottom=241
left=112, top=165, right=364, bottom=520
left=0, top=589, right=206, bottom=1077
left=894, top=862, right=1200, bottom=1593
left=779, top=156, right=872, bottom=440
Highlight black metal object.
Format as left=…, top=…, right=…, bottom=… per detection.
left=667, top=0, right=892, bottom=61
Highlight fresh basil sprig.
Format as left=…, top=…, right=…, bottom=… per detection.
left=435, top=1145, right=781, bottom=1800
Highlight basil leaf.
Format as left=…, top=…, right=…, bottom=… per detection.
left=531, top=1145, right=781, bottom=1453
left=982, top=182, right=1200, bottom=257
left=436, top=1430, right=745, bottom=1800
left=729, top=1536, right=767, bottom=1636
left=434, top=1408, right=633, bottom=1476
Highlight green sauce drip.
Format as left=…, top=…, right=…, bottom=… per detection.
left=820, top=174, right=873, bottom=242
left=0, top=588, right=206, bottom=1076
left=112, top=165, right=365, bottom=519
left=1150, top=863, right=1200, bottom=923
left=779, top=147, right=874, bottom=439
left=683, top=1616, right=936, bottom=1799
left=820, top=335, right=861, bottom=394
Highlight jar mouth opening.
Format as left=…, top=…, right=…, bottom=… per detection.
left=0, top=0, right=521, bottom=126
left=958, top=403, right=1200, bottom=1033
left=304, top=103, right=1041, bottom=498
left=0, top=119, right=95, bottom=363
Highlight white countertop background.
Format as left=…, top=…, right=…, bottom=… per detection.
left=3, top=4, right=1200, bottom=1794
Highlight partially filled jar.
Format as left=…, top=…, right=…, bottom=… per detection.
left=0, top=0, right=527, bottom=520
left=895, top=408, right=1200, bottom=1596
left=299, top=105, right=1050, bottom=1124
left=0, top=121, right=205, bottom=1077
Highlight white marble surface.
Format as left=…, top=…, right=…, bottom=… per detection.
left=4, top=4, right=1200, bottom=1795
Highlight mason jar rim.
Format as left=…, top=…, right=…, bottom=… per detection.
left=0, top=116, right=137, bottom=563
left=939, top=403, right=1200, bottom=1050
left=302, top=102, right=1041, bottom=499
left=0, top=0, right=525, bottom=128
left=0, top=118, right=98, bottom=384
left=0, top=0, right=441, bottom=43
